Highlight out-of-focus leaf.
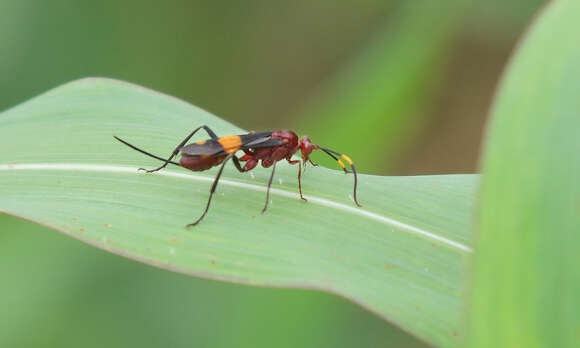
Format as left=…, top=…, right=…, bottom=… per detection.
left=469, top=2, right=580, bottom=347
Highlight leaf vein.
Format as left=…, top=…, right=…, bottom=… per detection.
left=0, top=163, right=473, bottom=253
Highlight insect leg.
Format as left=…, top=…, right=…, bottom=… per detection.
left=140, top=125, right=219, bottom=173
left=187, top=154, right=233, bottom=227
left=261, top=160, right=277, bottom=214
left=287, top=159, right=307, bottom=202
left=200, top=126, right=219, bottom=140
left=308, top=158, right=319, bottom=167
left=231, top=155, right=247, bottom=173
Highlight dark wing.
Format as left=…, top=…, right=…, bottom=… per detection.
left=240, top=132, right=284, bottom=150
left=180, top=139, right=224, bottom=156
left=180, top=132, right=285, bottom=156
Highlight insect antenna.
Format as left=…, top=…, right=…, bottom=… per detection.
left=114, top=136, right=181, bottom=166
left=317, top=147, right=361, bottom=207
left=317, top=148, right=348, bottom=173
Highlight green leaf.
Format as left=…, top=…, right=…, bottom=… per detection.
left=469, top=1, right=580, bottom=347
left=0, top=78, right=475, bottom=347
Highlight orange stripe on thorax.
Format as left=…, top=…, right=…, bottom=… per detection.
left=218, top=135, right=242, bottom=154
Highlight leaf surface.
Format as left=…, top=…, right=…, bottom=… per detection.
left=0, top=78, right=476, bottom=347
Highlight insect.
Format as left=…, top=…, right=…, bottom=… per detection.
left=114, top=125, right=360, bottom=227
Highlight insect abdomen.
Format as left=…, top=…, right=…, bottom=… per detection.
left=180, top=155, right=225, bottom=171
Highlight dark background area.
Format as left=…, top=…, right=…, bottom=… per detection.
left=0, top=1, right=544, bottom=347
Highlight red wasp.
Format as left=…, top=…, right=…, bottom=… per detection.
left=114, top=125, right=360, bottom=227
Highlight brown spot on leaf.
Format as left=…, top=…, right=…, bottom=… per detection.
left=210, top=259, right=216, bottom=265
left=104, top=223, right=112, bottom=228
left=169, top=237, right=180, bottom=243
left=72, top=217, right=78, bottom=221
left=79, top=228, right=85, bottom=233
left=384, top=264, right=397, bottom=270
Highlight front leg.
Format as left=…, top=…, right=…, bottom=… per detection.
left=239, top=153, right=259, bottom=172
left=287, top=159, right=307, bottom=202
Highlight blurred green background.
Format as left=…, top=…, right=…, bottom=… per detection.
left=0, top=1, right=544, bottom=347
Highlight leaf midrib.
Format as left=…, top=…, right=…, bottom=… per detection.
left=0, top=162, right=473, bottom=253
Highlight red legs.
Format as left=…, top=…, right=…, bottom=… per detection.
left=288, top=159, right=307, bottom=202
left=139, top=125, right=219, bottom=173
left=301, top=158, right=316, bottom=174
left=261, top=161, right=277, bottom=214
